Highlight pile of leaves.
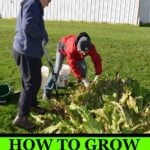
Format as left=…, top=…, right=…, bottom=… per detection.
left=32, top=74, right=150, bottom=133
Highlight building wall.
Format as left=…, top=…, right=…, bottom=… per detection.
left=139, top=0, right=150, bottom=24
left=0, top=0, right=139, bottom=25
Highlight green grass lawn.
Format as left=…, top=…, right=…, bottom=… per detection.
left=0, top=19, right=150, bottom=133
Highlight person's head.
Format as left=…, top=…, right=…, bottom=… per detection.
left=40, top=0, right=51, bottom=8
left=76, top=32, right=91, bottom=55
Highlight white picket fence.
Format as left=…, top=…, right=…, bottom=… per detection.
left=0, top=0, right=142, bottom=25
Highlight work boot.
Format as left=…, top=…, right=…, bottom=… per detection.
left=42, top=92, right=51, bottom=100
left=30, top=106, right=47, bottom=114
left=13, top=115, right=35, bottom=131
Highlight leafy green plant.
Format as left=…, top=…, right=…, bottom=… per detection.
left=34, top=74, right=150, bottom=134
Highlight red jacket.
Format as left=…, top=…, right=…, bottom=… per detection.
left=58, top=35, right=102, bottom=79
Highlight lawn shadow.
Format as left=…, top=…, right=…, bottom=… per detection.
left=7, top=91, right=20, bottom=105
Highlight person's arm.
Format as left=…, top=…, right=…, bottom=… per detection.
left=89, top=44, right=102, bottom=78
left=66, top=55, right=83, bottom=80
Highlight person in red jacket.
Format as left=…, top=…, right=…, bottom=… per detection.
left=43, top=32, right=102, bottom=100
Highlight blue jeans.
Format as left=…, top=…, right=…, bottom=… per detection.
left=44, top=49, right=87, bottom=94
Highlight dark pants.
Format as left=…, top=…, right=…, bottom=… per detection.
left=13, top=50, right=42, bottom=116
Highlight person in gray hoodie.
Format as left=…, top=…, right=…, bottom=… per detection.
left=12, top=0, right=51, bottom=130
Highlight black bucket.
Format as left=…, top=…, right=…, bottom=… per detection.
left=0, top=84, right=11, bottom=104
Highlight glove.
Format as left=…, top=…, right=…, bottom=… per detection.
left=82, top=78, right=90, bottom=88
left=42, top=37, right=49, bottom=46
left=42, top=33, right=49, bottom=46
left=93, top=75, right=100, bottom=82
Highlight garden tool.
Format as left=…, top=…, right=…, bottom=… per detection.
left=42, top=41, right=59, bottom=99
